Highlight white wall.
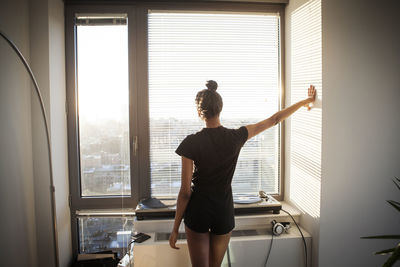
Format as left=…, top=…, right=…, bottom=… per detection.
left=285, top=0, right=322, bottom=266
left=286, top=0, right=400, bottom=266
left=319, top=0, right=400, bottom=266
left=0, top=0, right=38, bottom=266
left=30, top=0, right=56, bottom=266
left=0, top=0, right=71, bottom=266
left=48, top=0, right=73, bottom=265
left=30, top=0, right=72, bottom=266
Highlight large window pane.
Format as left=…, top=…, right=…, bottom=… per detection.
left=148, top=12, right=281, bottom=197
left=77, top=23, right=130, bottom=197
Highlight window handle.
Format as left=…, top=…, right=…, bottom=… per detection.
left=133, top=136, right=138, bottom=156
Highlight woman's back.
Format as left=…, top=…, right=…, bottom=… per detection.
left=176, top=126, right=248, bottom=191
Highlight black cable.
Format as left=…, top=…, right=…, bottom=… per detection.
left=264, top=225, right=274, bottom=267
left=281, top=209, right=308, bottom=267
left=227, top=244, right=232, bottom=267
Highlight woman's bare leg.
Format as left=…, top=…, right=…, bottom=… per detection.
left=185, top=225, right=210, bottom=267
left=209, top=231, right=232, bottom=267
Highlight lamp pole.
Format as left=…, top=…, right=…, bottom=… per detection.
left=0, top=30, right=60, bottom=267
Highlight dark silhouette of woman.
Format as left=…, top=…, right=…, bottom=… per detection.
left=169, top=80, right=316, bottom=267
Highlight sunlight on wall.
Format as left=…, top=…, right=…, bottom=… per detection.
left=289, top=0, right=322, bottom=218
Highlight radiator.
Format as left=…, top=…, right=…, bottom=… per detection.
left=131, top=227, right=311, bottom=266
left=129, top=203, right=311, bottom=267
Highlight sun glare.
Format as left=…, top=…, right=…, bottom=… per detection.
left=76, top=24, right=131, bottom=197
left=77, top=25, right=128, bottom=123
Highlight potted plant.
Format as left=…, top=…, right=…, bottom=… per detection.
left=361, top=177, right=400, bottom=267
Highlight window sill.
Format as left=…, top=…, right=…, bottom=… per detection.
left=133, top=202, right=301, bottom=233
left=76, top=208, right=135, bottom=217
left=75, top=202, right=302, bottom=233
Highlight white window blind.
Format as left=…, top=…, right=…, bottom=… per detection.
left=289, top=0, right=322, bottom=218
left=148, top=11, right=281, bottom=198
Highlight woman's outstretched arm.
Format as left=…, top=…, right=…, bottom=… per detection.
left=169, top=156, right=194, bottom=249
left=245, top=85, right=316, bottom=140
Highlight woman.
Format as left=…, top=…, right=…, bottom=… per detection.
left=169, top=80, right=316, bottom=267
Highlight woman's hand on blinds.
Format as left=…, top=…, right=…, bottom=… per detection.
left=305, top=85, right=317, bottom=111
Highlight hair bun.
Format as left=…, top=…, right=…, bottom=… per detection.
left=206, top=80, right=218, bottom=92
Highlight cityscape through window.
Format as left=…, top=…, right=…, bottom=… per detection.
left=75, top=12, right=281, bottom=199
left=77, top=24, right=130, bottom=197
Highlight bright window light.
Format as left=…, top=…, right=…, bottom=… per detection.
left=76, top=24, right=131, bottom=197
left=290, top=0, right=322, bottom=218
left=148, top=12, right=281, bottom=197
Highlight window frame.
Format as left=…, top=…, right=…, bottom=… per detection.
left=66, top=5, right=139, bottom=210
left=66, top=1, right=285, bottom=257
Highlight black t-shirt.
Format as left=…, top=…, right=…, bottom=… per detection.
left=175, top=126, right=248, bottom=192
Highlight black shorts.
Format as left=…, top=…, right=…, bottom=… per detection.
left=183, top=189, right=235, bottom=235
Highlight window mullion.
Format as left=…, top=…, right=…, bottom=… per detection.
left=135, top=7, right=151, bottom=202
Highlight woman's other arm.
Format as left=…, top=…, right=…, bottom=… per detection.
left=246, top=85, right=316, bottom=140
left=169, top=156, right=193, bottom=249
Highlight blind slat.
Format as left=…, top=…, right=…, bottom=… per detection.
left=148, top=12, right=281, bottom=197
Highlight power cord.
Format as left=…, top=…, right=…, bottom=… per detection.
left=264, top=209, right=308, bottom=267
left=228, top=209, right=308, bottom=267
left=118, top=239, right=134, bottom=267
left=264, top=225, right=274, bottom=267
left=128, top=239, right=134, bottom=267
left=281, top=209, right=308, bottom=267
left=227, top=244, right=232, bottom=267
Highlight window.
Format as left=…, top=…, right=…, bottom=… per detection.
left=76, top=17, right=130, bottom=197
left=148, top=12, right=281, bottom=197
left=66, top=3, right=284, bottom=256
left=289, top=0, right=322, bottom=218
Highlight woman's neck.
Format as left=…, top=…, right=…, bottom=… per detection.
left=205, top=116, right=221, bottom=128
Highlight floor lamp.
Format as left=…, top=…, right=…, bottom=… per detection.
left=0, top=30, right=60, bottom=267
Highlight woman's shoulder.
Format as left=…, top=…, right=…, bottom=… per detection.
left=181, top=130, right=204, bottom=143
left=222, top=126, right=248, bottom=146
left=221, top=125, right=248, bottom=134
